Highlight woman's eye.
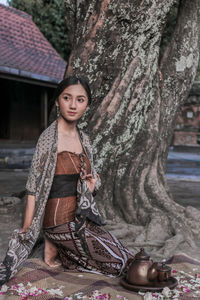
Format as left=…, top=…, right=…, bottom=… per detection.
left=64, top=96, right=70, bottom=100
left=78, top=98, right=84, bottom=102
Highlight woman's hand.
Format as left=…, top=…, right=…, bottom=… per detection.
left=19, top=227, right=29, bottom=234
left=8, top=227, right=28, bottom=240
left=81, top=168, right=99, bottom=193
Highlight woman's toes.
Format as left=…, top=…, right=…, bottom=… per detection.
left=45, top=259, right=61, bottom=268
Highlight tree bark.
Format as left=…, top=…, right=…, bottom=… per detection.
left=64, top=0, right=200, bottom=259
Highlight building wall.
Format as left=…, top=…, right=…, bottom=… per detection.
left=173, top=87, right=200, bottom=146
left=0, top=78, right=54, bottom=141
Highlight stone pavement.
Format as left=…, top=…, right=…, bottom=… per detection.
left=0, top=141, right=35, bottom=169
left=0, top=169, right=28, bottom=197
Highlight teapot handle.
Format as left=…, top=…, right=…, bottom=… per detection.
left=124, top=257, right=134, bottom=272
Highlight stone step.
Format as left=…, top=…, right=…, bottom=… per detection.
left=0, top=142, right=35, bottom=169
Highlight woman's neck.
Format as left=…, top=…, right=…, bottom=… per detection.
left=57, top=117, right=78, bottom=136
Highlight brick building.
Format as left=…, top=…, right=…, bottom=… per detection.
left=173, top=83, right=200, bottom=146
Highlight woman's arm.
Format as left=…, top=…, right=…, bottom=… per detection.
left=20, top=194, right=36, bottom=233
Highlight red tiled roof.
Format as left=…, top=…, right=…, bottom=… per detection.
left=0, top=4, right=67, bottom=82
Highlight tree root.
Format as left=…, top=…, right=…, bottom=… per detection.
left=107, top=207, right=200, bottom=261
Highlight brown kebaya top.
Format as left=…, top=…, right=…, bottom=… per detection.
left=43, top=150, right=91, bottom=228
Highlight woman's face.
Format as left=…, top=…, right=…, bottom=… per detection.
left=56, top=84, right=89, bottom=122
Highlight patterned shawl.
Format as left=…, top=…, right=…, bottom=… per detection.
left=0, top=119, right=105, bottom=284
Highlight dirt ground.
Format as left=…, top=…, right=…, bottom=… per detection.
left=168, top=178, right=200, bottom=208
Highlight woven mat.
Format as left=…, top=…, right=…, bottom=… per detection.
left=1, top=253, right=200, bottom=300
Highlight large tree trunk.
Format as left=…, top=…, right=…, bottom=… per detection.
left=64, top=0, right=200, bottom=259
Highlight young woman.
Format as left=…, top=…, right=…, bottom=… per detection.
left=0, top=76, right=133, bottom=284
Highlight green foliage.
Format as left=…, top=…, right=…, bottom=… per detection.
left=8, top=0, right=70, bottom=61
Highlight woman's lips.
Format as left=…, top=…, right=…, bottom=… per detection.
left=68, top=111, right=77, bottom=116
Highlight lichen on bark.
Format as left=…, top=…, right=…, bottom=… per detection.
left=64, top=0, right=200, bottom=259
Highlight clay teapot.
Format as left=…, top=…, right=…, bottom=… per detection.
left=125, top=248, right=160, bottom=286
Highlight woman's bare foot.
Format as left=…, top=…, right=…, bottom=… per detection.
left=45, top=259, right=62, bottom=268
left=44, top=238, right=61, bottom=268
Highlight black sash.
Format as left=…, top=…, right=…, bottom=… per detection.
left=48, top=173, right=80, bottom=199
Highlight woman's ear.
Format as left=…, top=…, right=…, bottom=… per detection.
left=55, top=99, right=59, bottom=107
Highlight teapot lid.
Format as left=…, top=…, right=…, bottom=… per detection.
left=135, top=248, right=150, bottom=260
left=157, top=262, right=171, bottom=272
